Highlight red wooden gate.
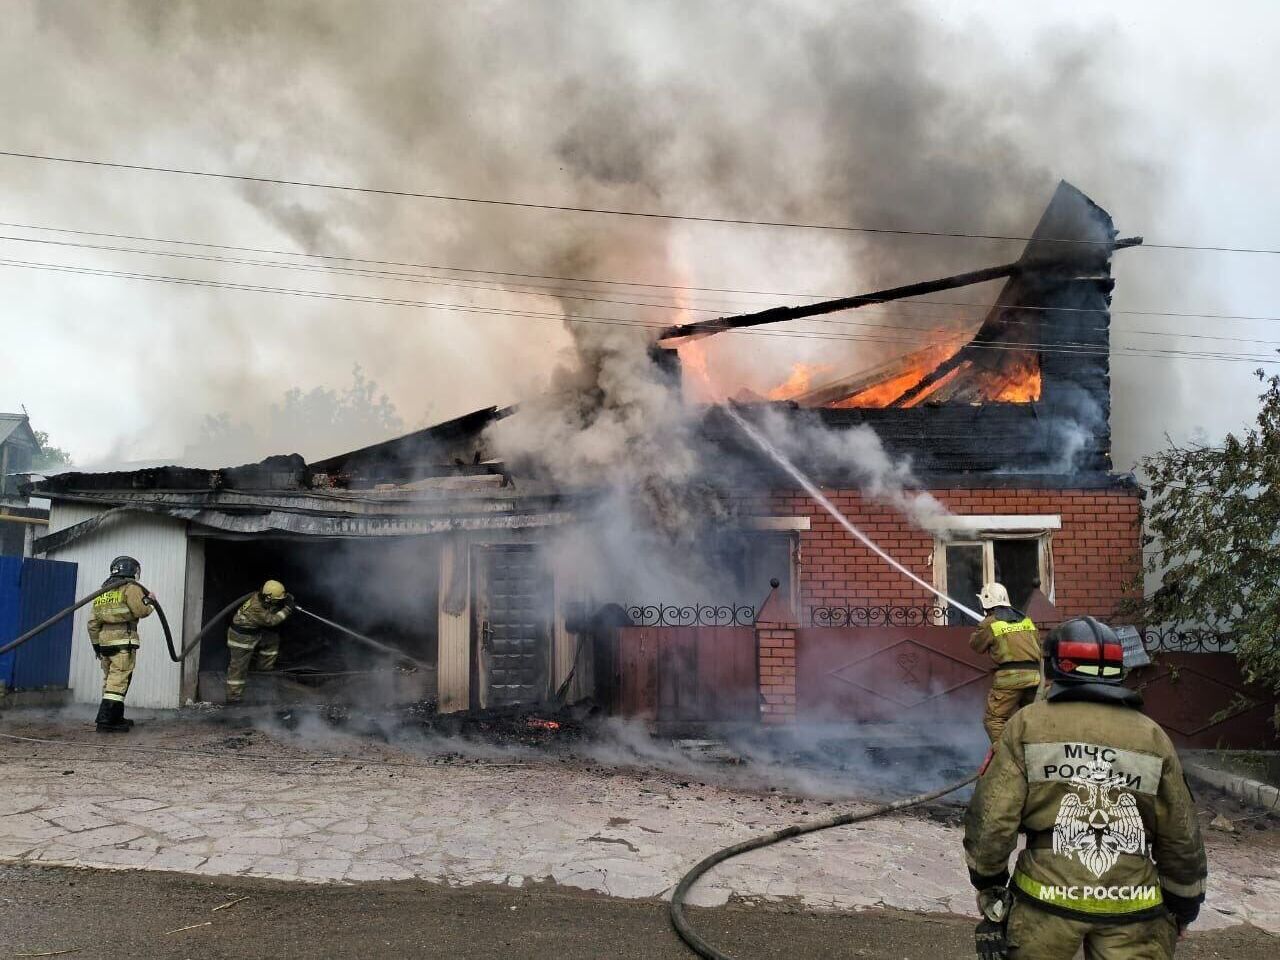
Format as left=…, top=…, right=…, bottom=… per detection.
left=616, top=626, right=757, bottom=722
left=795, top=627, right=1278, bottom=748
left=796, top=625, right=988, bottom=724
left=1129, top=653, right=1277, bottom=749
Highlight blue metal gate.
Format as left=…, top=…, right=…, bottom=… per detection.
left=0, top=556, right=78, bottom=690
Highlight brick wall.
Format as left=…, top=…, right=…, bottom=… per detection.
left=757, top=620, right=796, bottom=724
left=763, top=487, right=1142, bottom=621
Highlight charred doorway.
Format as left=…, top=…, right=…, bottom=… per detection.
left=471, top=543, right=553, bottom=710
left=197, top=537, right=439, bottom=705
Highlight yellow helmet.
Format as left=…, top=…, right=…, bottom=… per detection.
left=262, top=580, right=287, bottom=601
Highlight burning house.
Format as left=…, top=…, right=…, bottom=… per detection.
left=28, top=181, right=1143, bottom=724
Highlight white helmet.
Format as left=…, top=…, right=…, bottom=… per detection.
left=978, top=582, right=1011, bottom=610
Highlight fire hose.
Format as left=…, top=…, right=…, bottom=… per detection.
left=0, top=589, right=427, bottom=674
left=0, top=582, right=180, bottom=659
left=669, top=772, right=979, bottom=960
left=668, top=408, right=989, bottom=956
left=291, top=605, right=435, bottom=673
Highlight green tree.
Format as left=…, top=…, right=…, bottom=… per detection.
left=190, top=366, right=405, bottom=465
left=31, top=430, right=73, bottom=471
left=1139, top=371, right=1280, bottom=697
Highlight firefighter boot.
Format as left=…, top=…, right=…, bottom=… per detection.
left=95, top=699, right=131, bottom=733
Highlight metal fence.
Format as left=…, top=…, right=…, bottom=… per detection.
left=808, top=604, right=950, bottom=628
left=624, top=603, right=757, bottom=627
left=1137, top=626, right=1234, bottom=654
left=622, top=601, right=1236, bottom=654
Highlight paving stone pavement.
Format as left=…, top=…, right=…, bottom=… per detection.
left=0, top=732, right=1276, bottom=933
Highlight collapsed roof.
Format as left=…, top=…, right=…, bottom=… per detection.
left=30, top=181, right=1133, bottom=552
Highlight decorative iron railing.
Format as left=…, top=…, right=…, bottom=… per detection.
left=623, top=602, right=1236, bottom=652
left=808, top=604, right=951, bottom=627
left=1138, top=626, right=1234, bottom=654
left=624, top=603, right=757, bottom=627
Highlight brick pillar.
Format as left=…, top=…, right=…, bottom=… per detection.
left=756, top=583, right=798, bottom=725
left=757, top=621, right=796, bottom=724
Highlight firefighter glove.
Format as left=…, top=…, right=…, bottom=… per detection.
left=977, top=885, right=1012, bottom=923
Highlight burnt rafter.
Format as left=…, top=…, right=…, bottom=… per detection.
left=658, top=183, right=1138, bottom=348
left=657, top=260, right=1027, bottom=343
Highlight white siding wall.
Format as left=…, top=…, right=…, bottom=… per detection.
left=45, top=504, right=188, bottom=708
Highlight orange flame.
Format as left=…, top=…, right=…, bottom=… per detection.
left=765, top=362, right=832, bottom=401
left=676, top=338, right=717, bottom=402
left=988, top=359, right=1041, bottom=402
left=832, top=342, right=963, bottom=408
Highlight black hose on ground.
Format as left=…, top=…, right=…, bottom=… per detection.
left=294, top=605, right=435, bottom=674
left=669, top=772, right=980, bottom=960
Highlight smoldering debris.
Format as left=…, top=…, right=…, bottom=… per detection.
left=197, top=698, right=981, bottom=803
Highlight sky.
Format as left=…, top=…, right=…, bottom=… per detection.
left=1, top=0, right=1276, bottom=471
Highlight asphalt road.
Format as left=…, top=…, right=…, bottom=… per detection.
left=2, top=863, right=1275, bottom=960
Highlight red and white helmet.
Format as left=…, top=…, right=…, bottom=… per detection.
left=1045, top=616, right=1125, bottom=684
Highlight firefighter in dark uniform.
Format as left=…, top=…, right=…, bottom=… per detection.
left=963, top=617, right=1207, bottom=959
left=225, top=580, right=294, bottom=703
left=970, top=582, right=1042, bottom=743
left=87, top=556, right=154, bottom=733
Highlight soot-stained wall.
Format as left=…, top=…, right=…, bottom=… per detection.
left=198, top=537, right=440, bottom=680
left=760, top=486, right=1141, bottom=621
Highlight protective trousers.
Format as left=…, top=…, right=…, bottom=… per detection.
left=983, top=685, right=1038, bottom=743
left=98, top=647, right=136, bottom=703
left=1008, top=900, right=1178, bottom=960
left=225, top=630, right=280, bottom=703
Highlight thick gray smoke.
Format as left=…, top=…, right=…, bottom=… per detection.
left=1, top=0, right=1165, bottom=466
left=753, top=406, right=950, bottom=529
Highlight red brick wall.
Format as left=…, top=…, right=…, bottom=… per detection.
left=764, top=487, right=1142, bottom=621
left=757, top=620, right=796, bottom=724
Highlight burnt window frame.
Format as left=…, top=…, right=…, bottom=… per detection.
left=932, top=522, right=1056, bottom=612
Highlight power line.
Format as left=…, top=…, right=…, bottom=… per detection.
left=4, top=255, right=1278, bottom=365
left=3, top=231, right=1280, bottom=350
left=3, top=149, right=1277, bottom=255
left=4, top=219, right=1277, bottom=328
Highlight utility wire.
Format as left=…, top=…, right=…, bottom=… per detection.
left=3, top=219, right=1278, bottom=329
left=3, top=256, right=1278, bottom=365
left=3, top=233, right=1280, bottom=349
left=2, top=149, right=1278, bottom=254
left=0, top=255, right=1248, bottom=361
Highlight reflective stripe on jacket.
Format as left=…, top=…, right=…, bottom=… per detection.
left=963, top=693, right=1207, bottom=923
left=87, top=580, right=152, bottom=646
left=231, top=593, right=292, bottom=632
left=970, top=610, right=1041, bottom=690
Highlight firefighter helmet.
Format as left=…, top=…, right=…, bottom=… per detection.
left=977, top=582, right=1011, bottom=610
left=1044, top=616, right=1125, bottom=684
left=262, top=580, right=287, bottom=601
left=109, top=556, right=141, bottom=579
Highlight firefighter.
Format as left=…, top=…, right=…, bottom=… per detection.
left=970, top=582, right=1042, bottom=743
left=225, top=580, right=294, bottom=704
left=963, top=617, right=1207, bottom=959
left=87, top=556, right=154, bottom=733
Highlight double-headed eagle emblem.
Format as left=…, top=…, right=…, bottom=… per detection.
left=1052, top=758, right=1147, bottom=878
